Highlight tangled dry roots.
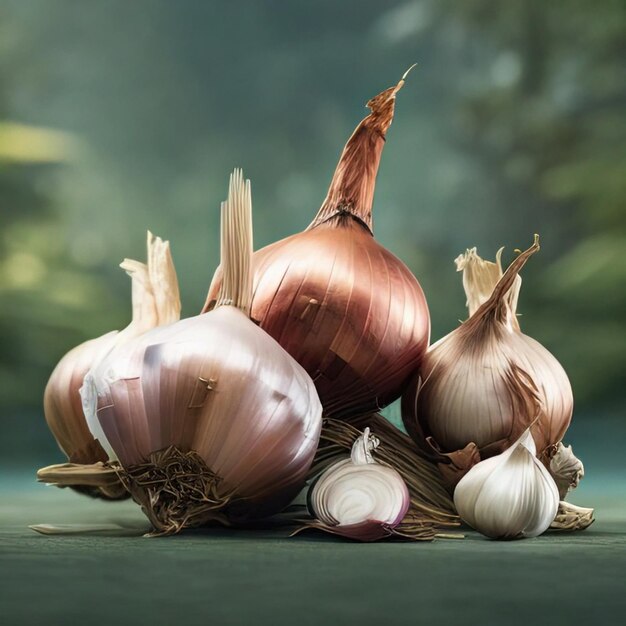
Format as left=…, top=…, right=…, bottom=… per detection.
left=311, top=414, right=461, bottom=540
left=118, top=446, right=236, bottom=537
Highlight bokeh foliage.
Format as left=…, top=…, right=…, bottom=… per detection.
left=0, top=1, right=623, bottom=450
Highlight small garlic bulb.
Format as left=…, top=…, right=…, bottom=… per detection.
left=42, top=232, right=180, bottom=496
left=309, top=428, right=410, bottom=541
left=402, top=236, right=573, bottom=485
left=80, top=233, right=181, bottom=461
left=454, top=429, right=559, bottom=539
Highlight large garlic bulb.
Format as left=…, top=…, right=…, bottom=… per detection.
left=402, top=236, right=573, bottom=485
left=85, top=170, right=323, bottom=535
left=204, top=71, right=429, bottom=419
left=454, top=429, right=559, bottom=539
left=40, top=233, right=180, bottom=498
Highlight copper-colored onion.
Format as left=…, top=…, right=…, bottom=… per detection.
left=86, top=170, right=323, bottom=534
left=402, top=237, right=573, bottom=487
left=204, top=71, right=430, bottom=418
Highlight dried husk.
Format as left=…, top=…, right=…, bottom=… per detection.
left=549, top=501, right=595, bottom=532
left=310, top=414, right=460, bottom=540
left=545, top=441, right=585, bottom=499
left=204, top=70, right=430, bottom=419
left=402, top=236, right=574, bottom=488
left=85, top=170, right=323, bottom=535
left=36, top=461, right=127, bottom=500
left=40, top=232, right=180, bottom=499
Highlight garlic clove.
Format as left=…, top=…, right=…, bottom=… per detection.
left=547, top=442, right=584, bottom=499
left=454, top=428, right=559, bottom=539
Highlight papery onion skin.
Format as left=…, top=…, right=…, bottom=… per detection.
left=402, top=237, right=573, bottom=484
left=44, top=332, right=119, bottom=465
left=204, top=73, right=430, bottom=418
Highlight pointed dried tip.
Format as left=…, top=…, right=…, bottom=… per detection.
left=309, top=68, right=415, bottom=231
left=463, top=235, right=540, bottom=328
left=394, top=62, right=418, bottom=95
left=350, top=428, right=380, bottom=465
left=146, top=229, right=181, bottom=325
left=119, top=258, right=147, bottom=276
left=364, top=65, right=415, bottom=134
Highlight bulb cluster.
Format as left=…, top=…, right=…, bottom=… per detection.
left=38, top=71, right=591, bottom=541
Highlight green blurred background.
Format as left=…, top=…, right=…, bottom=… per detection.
left=0, top=0, right=624, bottom=469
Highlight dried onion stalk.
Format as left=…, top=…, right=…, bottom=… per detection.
left=204, top=70, right=429, bottom=419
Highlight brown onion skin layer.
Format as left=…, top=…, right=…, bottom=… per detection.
left=205, top=220, right=429, bottom=418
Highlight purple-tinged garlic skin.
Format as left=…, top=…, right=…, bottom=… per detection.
left=86, top=171, right=323, bottom=523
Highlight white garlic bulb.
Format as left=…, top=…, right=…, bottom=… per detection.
left=402, top=236, right=574, bottom=487
left=454, top=429, right=559, bottom=539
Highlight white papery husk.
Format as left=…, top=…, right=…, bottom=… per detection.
left=42, top=234, right=179, bottom=464
left=454, top=429, right=559, bottom=539
left=309, top=428, right=410, bottom=540
left=80, top=232, right=180, bottom=460
left=548, top=442, right=585, bottom=499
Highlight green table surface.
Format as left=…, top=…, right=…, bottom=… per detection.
left=1, top=471, right=625, bottom=626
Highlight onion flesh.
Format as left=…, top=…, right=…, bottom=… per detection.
left=309, top=428, right=409, bottom=541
